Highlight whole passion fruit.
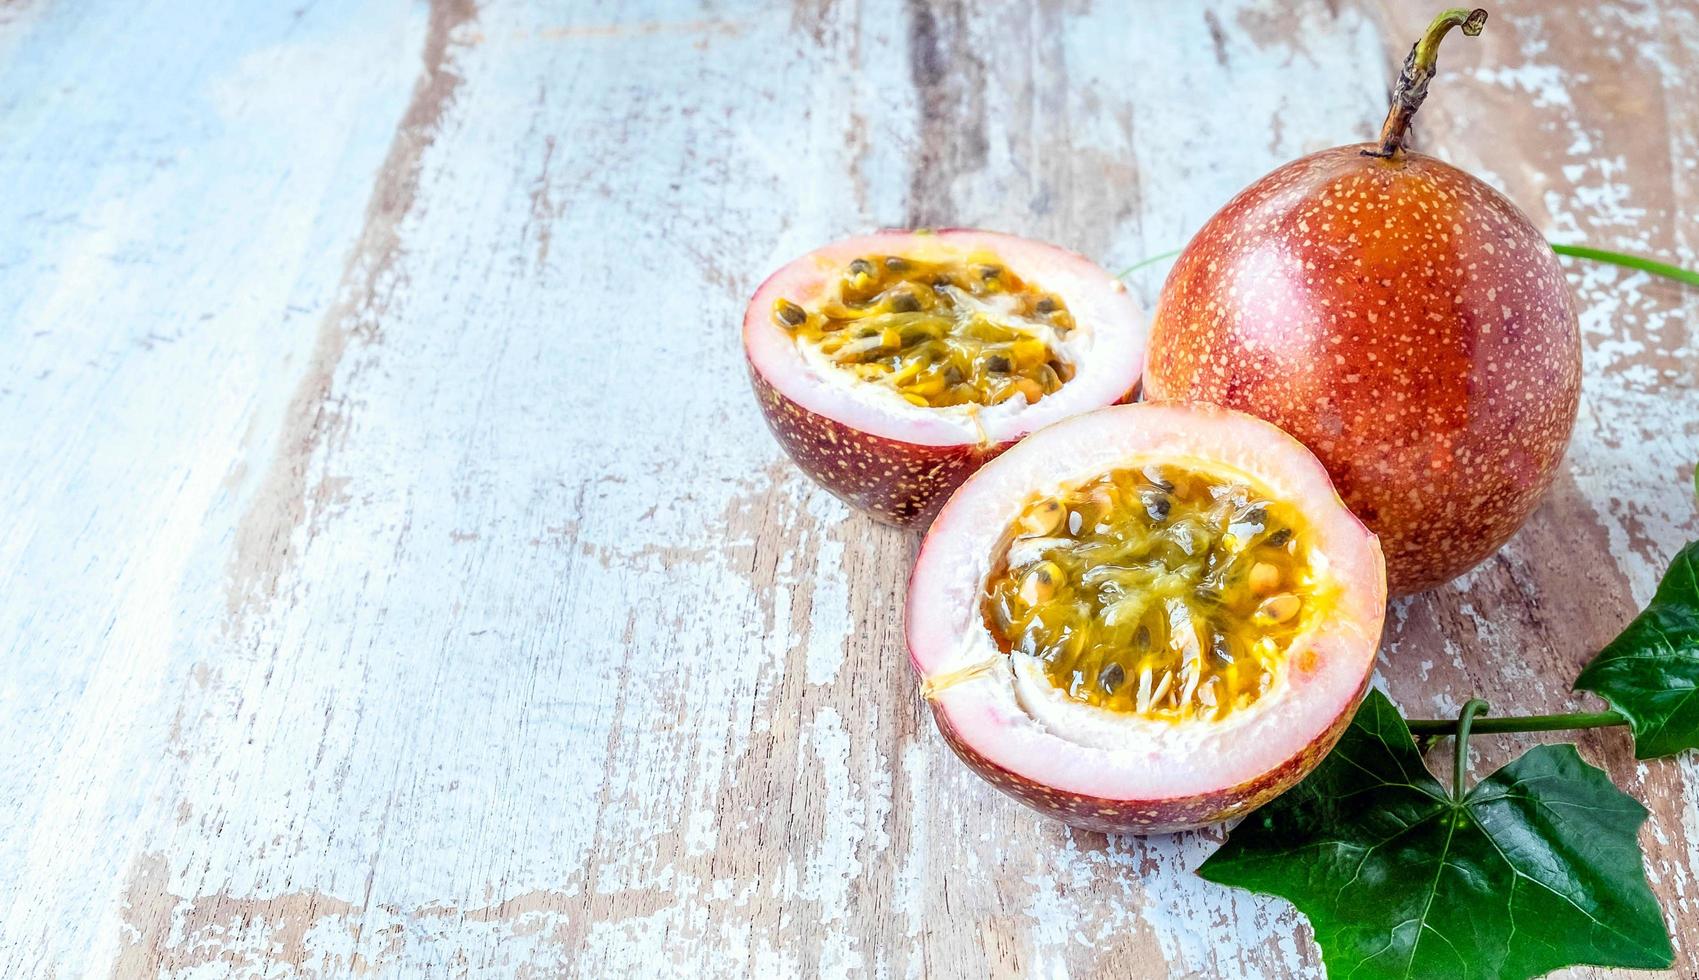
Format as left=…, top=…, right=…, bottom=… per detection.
left=908, top=402, right=1386, bottom=833
left=1143, top=9, right=1581, bottom=594
left=746, top=229, right=1145, bottom=527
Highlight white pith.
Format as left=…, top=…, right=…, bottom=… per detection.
left=907, top=403, right=1386, bottom=803
left=745, top=230, right=1146, bottom=447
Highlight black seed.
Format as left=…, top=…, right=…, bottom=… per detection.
left=1244, top=505, right=1267, bottom=524
left=1144, top=493, right=1172, bottom=521
left=888, top=290, right=920, bottom=312
left=883, top=256, right=909, bottom=272
left=986, top=354, right=1012, bottom=373
left=1210, top=633, right=1234, bottom=665
left=1035, top=296, right=1057, bottom=313
left=775, top=299, right=806, bottom=326
left=943, top=364, right=963, bottom=384
left=1267, top=527, right=1292, bottom=547
left=1134, top=625, right=1151, bottom=650
left=1099, top=662, right=1125, bottom=694
left=979, top=264, right=1002, bottom=280
left=848, top=258, right=873, bottom=277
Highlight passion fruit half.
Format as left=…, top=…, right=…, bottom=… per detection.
left=907, top=402, right=1386, bottom=833
left=745, top=230, right=1145, bottom=526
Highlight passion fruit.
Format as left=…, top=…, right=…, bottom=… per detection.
left=746, top=230, right=1145, bottom=527
left=908, top=402, right=1386, bottom=833
left=1143, top=9, right=1581, bottom=595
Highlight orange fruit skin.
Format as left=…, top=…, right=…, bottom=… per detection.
left=1145, top=145, right=1581, bottom=595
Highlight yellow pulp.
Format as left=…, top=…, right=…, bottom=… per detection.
left=772, top=251, right=1075, bottom=408
left=983, top=462, right=1330, bottom=722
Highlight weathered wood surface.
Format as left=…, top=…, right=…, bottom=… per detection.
left=1, top=0, right=1695, bottom=976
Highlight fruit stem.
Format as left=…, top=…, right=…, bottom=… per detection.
left=1407, top=708, right=1627, bottom=737
left=1450, top=698, right=1489, bottom=798
left=1550, top=244, right=1699, bottom=287
left=1363, top=8, right=1488, bottom=159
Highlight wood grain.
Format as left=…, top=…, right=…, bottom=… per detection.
left=0, top=0, right=1694, bottom=977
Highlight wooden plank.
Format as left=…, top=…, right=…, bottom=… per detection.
left=0, top=0, right=1693, bottom=977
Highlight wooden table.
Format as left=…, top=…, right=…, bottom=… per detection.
left=3, top=1, right=1695, bottom=976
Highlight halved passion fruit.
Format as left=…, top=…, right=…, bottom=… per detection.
left=745, top=230, right=1145, bottom=526
left=907, top=402, right=1386, bottom=833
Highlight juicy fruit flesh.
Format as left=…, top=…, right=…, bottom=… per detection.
left=772, top=250, right=1076, bottom=409
left=982, top=462, right=1329, bottom=722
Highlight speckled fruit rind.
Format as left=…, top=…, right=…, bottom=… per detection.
left=749, top=367, right=1140, bottom=526
left=745, top=230, right=1145, bottom=528
left=749, top=367, right=1011, bottom=525
left=929, top=674, right=1367, bottom=834
left=1144, top=146, right=1581, bottom=595
left=907, top=402, right=1386, bottom=834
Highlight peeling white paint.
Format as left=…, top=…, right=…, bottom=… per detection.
left=806, top=498, right=854, bottom=687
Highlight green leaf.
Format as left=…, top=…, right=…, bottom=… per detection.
left=1575, top=541, right=1699, bottom=759
left=1198, top=691, right=1672, bottom=979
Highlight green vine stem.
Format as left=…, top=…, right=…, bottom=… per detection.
left=1550, top=244, right=1699, bottom=287
left=1114, top=248, right=1182, bottom=281
left=1407, top=709, right=1627, bottom=737
left=1364, top=8, right=1488, bottom=159
left=1119, top=244, right=1698, bottom=287
left=1451, top=699, right=1490, bottom=798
